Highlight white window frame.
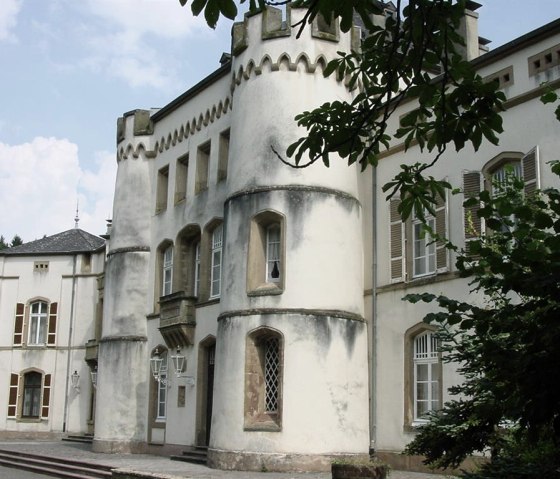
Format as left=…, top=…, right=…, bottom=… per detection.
left=22, top=371, right=42, bottom=417
left=210, top=225, right=223, bottom=299
left=156, top=352, right=168, bottom=421
left=266, top=224, right=281, bottom=283
left=412, top=214, right=436, bottom=278
left=28, top=301, right=48, bottom=345
left=413, top=331, right=439, bottom=423
left=162, top=246, right=173, bottom=296
left=194, top=241, right=201, bottom=298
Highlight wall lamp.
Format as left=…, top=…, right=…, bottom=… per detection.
left=150, top=347, right=194, bottom=386
left=71, top=370, right=80, bottom=391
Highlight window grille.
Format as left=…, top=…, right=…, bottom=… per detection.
left=264, top=337, right=280, bottom=413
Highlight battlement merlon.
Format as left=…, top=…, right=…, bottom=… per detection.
left=232, top=6, right=361, bottom=69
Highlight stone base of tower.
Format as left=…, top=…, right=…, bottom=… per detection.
left=208, top=448, right=369, bottom=472
left=92, top=438, right=147, bottom=454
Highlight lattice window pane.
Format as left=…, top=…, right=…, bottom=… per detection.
left=264, top=337, right=280, bottom=413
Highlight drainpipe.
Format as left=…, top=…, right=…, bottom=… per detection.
left=63, top=254, right=78, bottom=433
left=369, top=165, right=378, bottom=454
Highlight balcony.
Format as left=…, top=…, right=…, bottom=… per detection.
left=159, top=292, right=197, bottom=349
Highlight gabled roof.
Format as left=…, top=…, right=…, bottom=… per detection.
left=0, top=229, right=105, bottom=256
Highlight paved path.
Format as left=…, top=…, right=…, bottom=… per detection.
left=0, top=440, right=454, bottom=479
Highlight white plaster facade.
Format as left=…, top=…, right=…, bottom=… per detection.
left=94, top=6, right=560, bottom=472
left=3, top=4, right=557, bottom=474
left=0, top=229, right=105, bottom=438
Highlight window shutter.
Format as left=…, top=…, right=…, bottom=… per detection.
left=7, top=373, right=19, bottom=418
left=390, top=199, right=405, bottom=283
left=47, top=303, right=57, bottom=346
left=522, top=146, right=540, bottom=196
left=435, top=189, right=448, bottom=272
left=463, top=171, right=484, bottom=239
left=41, top=374, right=51, bottom=419
left=13, top=303, right=24, bottom=346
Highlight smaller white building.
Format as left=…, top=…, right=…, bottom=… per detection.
left=0, top=228, right=105, bottom=438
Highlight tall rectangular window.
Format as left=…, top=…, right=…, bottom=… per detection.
left=162, top=246, right=173, bottom=296
left=195, top=142, right=210, bottom=194
left=22, top=371, right=42, bottom=418
left=266, top=224, right=281, bottom=283
left=413, top=332, right=439, bottom=421
left=156, top=166, right=169, bottom=213
left=156, top=353, right=168, bottom=421
left=412, top=215, right=436, bottom=278
left=217, top=129, right=230, bottom=182
left=194, top=242, right=201, bottom=298
left=264, top=337, right=280, bottom=413
left=29, top=301, right=48, bottom=345
left=210, top=225, right=223, bottom=298
left=175, top=154, right=189, bottom=204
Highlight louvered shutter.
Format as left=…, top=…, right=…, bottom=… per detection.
left=522, top=146, right=540, bottom=196
left=47, top=303, right=57, bottom=346
left=463, top=171, right=484, bottom=238
left=390, top=199, right=405, bottom=282
left=435, top=189, right=448, bottom=272
left=13, top=303, right=24, bottom=346
left=7, top=373, right=19, bottom=418
left=41, top=374, right=51, bottom=419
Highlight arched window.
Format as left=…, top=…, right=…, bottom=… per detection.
left=29, top=301, right=48, bottom=345
left=247, top=211, right=285, bottom=294
left=244, top=327, right=283, bottom=431
left=404, top=324, right=442, bottom=428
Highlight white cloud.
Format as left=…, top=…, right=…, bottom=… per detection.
left=78, top=0, right=209, bottom=88
left=0, top=0, right=22, bottom=42
left=85, top=0, right=204, bottom=39
left=0, top=138, right=115, bottom=242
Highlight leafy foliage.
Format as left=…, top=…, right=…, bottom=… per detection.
left=180, top=0, right=507, bottom=219
left=404, top=172, right=560, bottom=477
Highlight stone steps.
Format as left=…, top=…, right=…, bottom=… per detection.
left=62, top=434, right=94, bottom=444
left=0, top=448, right=113, bottom=479
left=170, top=445, right=208, bottom=465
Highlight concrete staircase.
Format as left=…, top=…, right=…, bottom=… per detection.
left=170, top=446, right=208, bottom=465
left=0, top=448, right=113, bottom=479
left=62, top=433, right=94, bottom=444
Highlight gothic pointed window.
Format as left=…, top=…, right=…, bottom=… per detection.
left=247, top=211, right=285, bottom=295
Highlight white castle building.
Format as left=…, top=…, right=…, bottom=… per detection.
left=2, top=4, right=559, bottom=474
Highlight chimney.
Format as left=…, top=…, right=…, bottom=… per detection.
left=458, top=1, right=483, bottom=61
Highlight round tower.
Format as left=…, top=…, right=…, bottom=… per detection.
left=210, top=7, right=369, bottom=471
left=93, top=110, right=153, bottom=453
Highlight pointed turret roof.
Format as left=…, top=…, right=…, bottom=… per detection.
left=0, top=229, right=105, bottom=256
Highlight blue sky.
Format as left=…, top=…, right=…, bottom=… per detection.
left=0, top=0, right=558, bottom=242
